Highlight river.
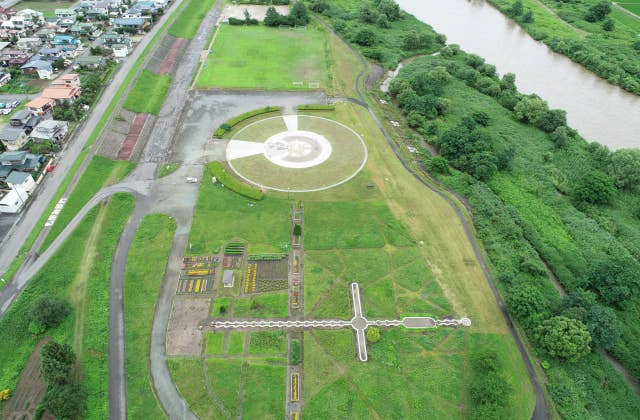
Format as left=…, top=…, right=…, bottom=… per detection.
left=396, top=0, right=640, bottom=150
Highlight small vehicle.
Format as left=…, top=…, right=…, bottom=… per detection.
left=0, top=103, right=5, bottom=109
left=0, top=108, right=10, bottom=115
left=11, top=100, right=19, bottom=107
left=186, top=177, right=198, bottom=183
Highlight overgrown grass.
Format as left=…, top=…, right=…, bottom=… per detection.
left=40, top=156, right=135, bottom=251
left=195, top=24, right=330, bottom=90
left=227, top=332, right=245, bottom=354
left=123, top=70, right=172, bottom=115
left=0, top=194, right=134, bottom=418
left=206, top=162, right=264, bottom=201
left=124, top=214, right=176, bottom=418
left=233, top=292, right=289, bottom=318
left=205, top=333, right=225, bottom=355
left=249, top=331, right=287, bottom=355
left=168, top=0, right=217, bottom=39
left=158, top=163, right=180, bottom=178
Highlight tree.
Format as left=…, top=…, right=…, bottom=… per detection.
left=469, top=151, right=498, bottom=180
left=571, top=170, right=615, bottom=205
left=609, top=148, right=640, bottom=190
left=588, top=256, right=640, bottom=308
left=41, top=381, right=85, bottom=419
left=585, top=1, right=611, bottom=22
left=584, top=305, right=621, bottom=350
left=376, top=13, right=389, bottom=28
left=31, top=296, right=70, bottom=330
left=293, top=224, right=302, bottom=236
left=602, top=18, right=614, bottom=31
left=290, top=2, right=310, bottom=25
left=514, top=95, right=548, bottom=124
left=41, top=341, right=76, bottom=385
left=354, top=28, right=375, bottom=46
left=522, top=9, right=534, bottom=23
left=470, top=371, right=513, bottom=405
left=377, top=0, right=401, bottom=21
left=425, top=156, right=450, bottom=175
left=506, top=283, right=548, bottom=327
left=263, top=6, right=281, bottom=26
left=549, top=126, right=569, bottom=148
left=507, top=0, right=523, bottom=17
left=533, top=316, right=591, bottom=361
left=52, top=58, right=66, bottom=71
left=366, top=327, right=381, bottom=343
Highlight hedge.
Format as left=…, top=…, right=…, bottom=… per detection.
left=213, top=106, right=281, bottom=137
left=297, top=104, right=335, bottom=111
left=207, top=162, right=264, bottom=201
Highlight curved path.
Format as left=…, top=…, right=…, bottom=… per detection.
left=316, top=17, right=551, bottom=420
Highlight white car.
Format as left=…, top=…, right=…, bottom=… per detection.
left=186, top=177, right=198, bottom=183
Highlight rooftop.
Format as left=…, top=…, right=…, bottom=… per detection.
left=5, top=171, right=31, bottom=184
left=25, top=96, right=54, bottom=109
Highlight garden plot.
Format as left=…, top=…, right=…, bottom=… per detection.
left=248, top=254, right=289, bottom=293
left=223, top=242, right=245, bottom=269
left=178, top=256, right=217, bottom=295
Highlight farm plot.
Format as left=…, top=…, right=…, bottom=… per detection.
left=246, top=254, right=289, bottom=293
left=178, top=255, right=216, bottom=294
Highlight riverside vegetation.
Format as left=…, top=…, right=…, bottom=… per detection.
left=309, top=0, right=640, bottom=418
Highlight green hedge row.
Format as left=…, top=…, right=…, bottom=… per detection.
left=207, top=162, right=264, bottom=201
left=297, top=104, right=336, bottom=111
left=213, top=106, right=281, bottom=137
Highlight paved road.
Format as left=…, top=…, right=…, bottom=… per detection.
left=0, top=0, right=188, bottom=278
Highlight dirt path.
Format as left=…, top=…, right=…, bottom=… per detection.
left=71, top=203, right=108, bottom=357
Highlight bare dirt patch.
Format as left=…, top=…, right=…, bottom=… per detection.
left=166, top=297, right=211, bottom=356
left=221, top=5, right=289, bottom=21
left=1, top=338, right=50, bottom=420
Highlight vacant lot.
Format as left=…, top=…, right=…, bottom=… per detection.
left=123, top=70, right=172, bottom=115
left=195, top=25, right=329, bottom=90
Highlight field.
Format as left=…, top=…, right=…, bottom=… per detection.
left=618, top=2, right=640, bottom=16
left=40, top=156, right=135, bottom=251
left=124, top=214, right=176, bottom=418
left=168, top=0, right=216, bottom=39
left=233, top=292, right=289, bottom=318
left=14, top=0, right=75, bottom=17
left=123, top=70, right=172, bottom=115
left=195, top=25, right=330, bottom=90
left=0, top=194, right=135, bottom=418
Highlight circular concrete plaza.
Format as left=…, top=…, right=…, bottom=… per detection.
left=226, top=115, right=367, bottom=192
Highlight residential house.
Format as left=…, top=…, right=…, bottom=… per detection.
left=70, top=23, right=100, bottom=38
left=0, top=72, right=10, bottom=87
left=101, top=32, right=131, bottom=48
left=55, top=8, right=77, bottom=20
left=112, top=43, right=129, bottom=58
left=0, top=125, right=28, bottom=150
left=34, top=28, right=56, bottom=42
left=85, top=4, right=110, bottom=20
left=20, top=59, right=53, bottom=79
left=15, top=9, right=44, bottom=26
left=0, top=28, right=28, bottom=41
left=0, top=41, right=10, bottom=52
left=42, top=86, right=81, bottom=105
left=6, top=171, right=36, bottom=194
left=52, top=34, right=81, bottom=48
left=37, top=47, right=63, bottom=62
left=10, top=109, right=41, bottom=133
left=76, top=55, right=104, bottom=69
left=52, top=73, right=80, bottom=89
left=25, top=96, right=55, bottom=115
left=0, top=7, right=16, bottom=22
left=30, top=120, right=69, bottom=143
left=0, top=188, right=29, bottom=213
left=16, top=37, right=42, bottom=52
left=0, top=151, right=44, bottom=178
left=112, top=17, right=145, bottom=32
left=58, top=17, right=77, bottom=29
left=0, top=49, right=31, bottom=66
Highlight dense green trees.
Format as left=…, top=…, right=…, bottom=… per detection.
left=30, top=297, right=70, bottom=331
left=506, top=283, right=548, bottom=327
left=585, top=1, right=611, bottom=22
left=571, top=170, right=615, bottom=205
left=264, top=3, right=310, bottom=26
left=609, top=149, right=640, bottom=191
left=468, top=349, right=512, bottom=417
left=533, top=316, right=591, bottom=361
left=40, top=341, right=85, bottom=419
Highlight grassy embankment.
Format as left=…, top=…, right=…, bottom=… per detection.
left=168, top=0, right=217, bottom=39
left=488, top=0, right=640, bottom=95
left=124, top=214, right=176, bottom=418
left=0, top=194, right=135, bottom=418
left=0, top=0, right=190, bottom=285
left=123, top=70, right=173, bottom=115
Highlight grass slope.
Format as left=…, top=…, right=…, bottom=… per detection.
left=123, top=70, right=172, bottom=115
left=195, top=25, right=330, bottom=90
left=124, top=214, right=176, bottom=418
left=168, top=0, right=216, bottom=39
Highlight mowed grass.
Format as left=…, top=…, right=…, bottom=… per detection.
left=232, top=292, right=289, bottom=318
left=617, top=2, right=640, bottom=16
left=249, top=331, right=287, bottom=355
left=15, top=0, right=75, bottom=17
left=124, top=214, right=176, bottom=418
left=227, top=332, right=245, bottom=354
left=205, top=333, right=225, bottom=355
left=41, top=156, right=135, bottom=251
left=195, top=25, right=330, bottom=90
left=168, top=0, right=216, bottom=39
left=0, top=194, right=135, bottom=418
left=188, top=180, right=290, bottom=255
left=123, top=70, right=172, bottom=115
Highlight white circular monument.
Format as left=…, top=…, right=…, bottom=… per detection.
left=225, top=115, right=367, bottom=192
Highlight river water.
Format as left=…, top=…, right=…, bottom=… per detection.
left=396, top=0, right=640, bottom=150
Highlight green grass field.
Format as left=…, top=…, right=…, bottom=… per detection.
left=233, top=292, right=289, bottom=318
left=195, top=25, right=330, bottom=90
left=205, top=333, right=225, bottom=355
left=123, top=70, right=172, bottom=115
left=0, top=194, right=134, bottom=418
left=618, top=2, right=640, bottom=16
left=249, top=331, right=287, bottom=355
left=40, top=156, right=135, bottom=251
left=15, top=0, right=75, bottom=17
left=168, top=0, right=216, bottom=39
left=124, top=214, right=176, bottom=418
left=228, top=332, right=245, bottom=354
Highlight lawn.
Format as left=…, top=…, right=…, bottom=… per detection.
left=227, top=332, right=245, bottom=354
left=14, top=1, right=74, bottom=17
left=0, top=194, right=134, bottom=418
left=168, top=0, right=216, bottom=39
left=123, top=70, right=172, bottom=115
left=195, top=25, right=330, bottom=90
left=124, top=214, right=176, bottom=419
left=249, top=331, right=287, bottom=355
left=232, top=292, right=289, bottom=319
left=617, top=2, right=640, bottom=16
left=205, top=333, right=225, bottom=355
left=40, top=156, right=135, bottom=251
left=158, top=163, right=179, bottom=178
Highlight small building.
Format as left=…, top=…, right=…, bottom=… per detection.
left=30, top=119, right=69, bottom=143
left=70, top=22, right=99, bottom=38
left=15, top=9, right=44, bottom=25
left=20, top=59, right=53, bottom=79
left=76, top=55, right=104, bottom=69
left=0, top=125, right=28, bottom=150
left=113, top=17, right=145, bottom=32
left=0, top=71, right=10, bottom=87
left=52, top=73, right=80, bottom=89
left=0, top=151, right=44, bottom=179
left=16, top=37, right=42, bottom=51
left=52, top=34, right=81, bottom=47
left=222, top=270, right=235, bottom=288
left=1, top=49, right=31, bottom=66
left=34, top=28, right=56, bottom=41
left=42, top=86, right=81, bottom=105
left=111, top=43, right=129, bottom=58
left=101, top=32, right=131, bottom=48
left=25, top=96, right=55, bottom=115
left=0, top=188, right=29, bottom=213
left=55, top=8, right=77, bottom=20
left=37, top=46, right=63, bottom=61
left=6, top=171, right=36, bottom=194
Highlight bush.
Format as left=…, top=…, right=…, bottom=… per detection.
left=297, top=104, right=335, bottom=111
left=207, top=162, right=264, bottom=201
left=214, top=106, right=280, bottom=137
left=366, top=327, right=381, bottom=343
left=571, top=170, right=615, bottom=205
left=30, top=297, right=70, bottom=330
left=533, top=316, right=591, bottom=361
left=290, top=340, right=301, bottom=365
left=354, top=28, right=376, bottom=46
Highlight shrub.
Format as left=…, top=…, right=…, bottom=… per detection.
left=354, top=28, right=376, bottom=46
left=207, top=162, right=264, bottom=201
left=290, top=340, right=301, bottom=365
left=366, top=327, right=381, bottom=343
left=214, top=107, right=280, bottom=137
left=533, top=316, right=591, bottom=361
left=297, top=104, right=335, bottom=111
left=30, top=297, right=70, bottom=330
left=571, top=170, right=615, bottom=205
